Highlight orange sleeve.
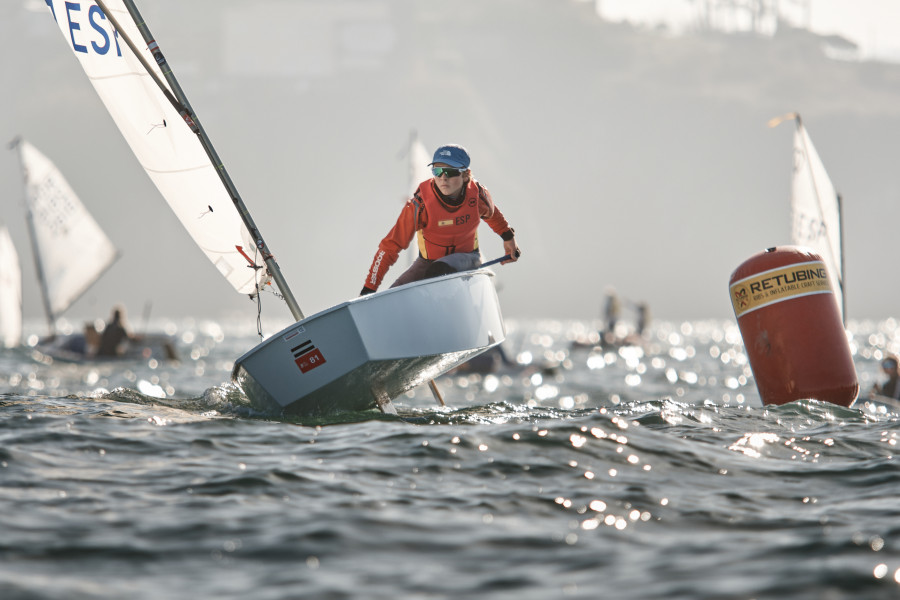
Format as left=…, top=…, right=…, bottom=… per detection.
left=363, top=200, right=420, bottom=292
left=477, top=183, right=513, bottom=238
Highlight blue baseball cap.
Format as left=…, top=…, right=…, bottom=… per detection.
left=428, top=144, right=470, bottom=169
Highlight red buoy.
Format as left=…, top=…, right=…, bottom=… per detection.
left=729, top=246, right=858, bottom=407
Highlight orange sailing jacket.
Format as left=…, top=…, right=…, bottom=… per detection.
left=363, top=179, right=513, bottom=291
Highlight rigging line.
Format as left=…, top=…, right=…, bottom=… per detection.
left=253, top=243, right=264, bottom=341
left=249, top=244, right=286, bottom=340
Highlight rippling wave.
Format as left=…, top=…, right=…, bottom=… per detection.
left=1, top=318, right=899, bottom=599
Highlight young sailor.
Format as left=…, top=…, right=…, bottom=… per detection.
left=96, top=305, right=133, bottom=357
left=872, top=355, right=900, bottom=400
left=360, top=144, right=520, bottom=295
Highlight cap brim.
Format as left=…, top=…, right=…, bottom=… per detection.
left=428, top=160, right=468, bottom=169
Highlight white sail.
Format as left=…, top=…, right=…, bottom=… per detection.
left=46, top=0, right=265, bottom=296
left=0, top=226, right=23, bottom=348
left=408, top=132, right=431, bottom=197
left=790, top=118, right=844, bottom=320
left=15, top=139, right=119, bottom=322
left=400, top=131, right=432, bottom=267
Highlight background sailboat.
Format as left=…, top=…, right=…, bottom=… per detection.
left=11, top=137, right=120, bottom=337
left=10, top=137, right=176, bottom=361
left=771, top=113, right=845, bottom=323
left=0, top=225, right=23, bottom=349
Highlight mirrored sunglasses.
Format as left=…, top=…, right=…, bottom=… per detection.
left=432, top=166, right=464, bottom=178
left=882, top=360, right=897, bottom=369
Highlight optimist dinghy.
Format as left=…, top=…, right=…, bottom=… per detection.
left=7, top=137, right=177, bottom=362
left=47, top=0, right=505, bottom=415
left=234, top=270, right=504, bottom=415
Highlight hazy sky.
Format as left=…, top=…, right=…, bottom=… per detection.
left=2, top=0, right=899, bottom=329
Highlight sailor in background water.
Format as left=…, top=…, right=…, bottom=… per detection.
left=872, top=355, right=900, bottom=400
left=97, top=305, right=133, bottom=357
left=360, top=144, right=520, bottom=295
left=602, top=287, right=622, bottom=342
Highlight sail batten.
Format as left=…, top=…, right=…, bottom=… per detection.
left=789, top=116, right=845, bottom=321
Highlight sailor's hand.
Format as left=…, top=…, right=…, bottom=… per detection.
left=360, top=286, right=376, bottom=296
left=502, top=240, right=521, bottom=264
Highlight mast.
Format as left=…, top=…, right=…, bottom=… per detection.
left=9, top=136, right=56, bottom=336
left=100, top=0, right=305, bottom=322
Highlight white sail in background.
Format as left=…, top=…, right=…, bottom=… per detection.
left=15, top=139, right=119, bottom=323
left=0, top=226, right=23, bottom=348
left=408, top=132, right=431, bottom=197
left=46, top=0, right=265, bottom=296
left=400, top=131, right=431, bottom=267
left=790, top=117, right=844, bottom=321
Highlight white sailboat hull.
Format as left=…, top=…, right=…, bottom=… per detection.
left=233, top=271, right=505, bottom=416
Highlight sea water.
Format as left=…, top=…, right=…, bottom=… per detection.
left=1, top=317, right=899, bottom=600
